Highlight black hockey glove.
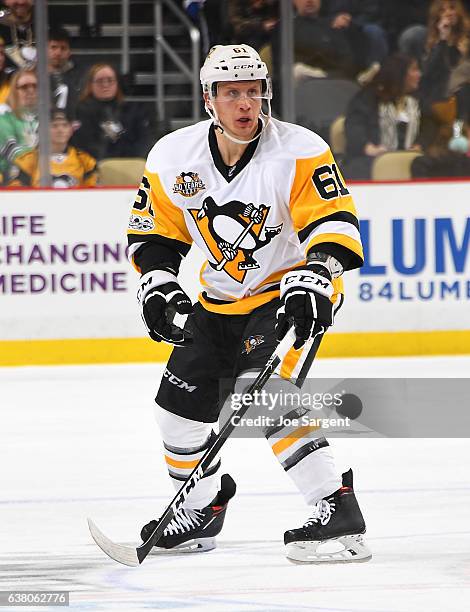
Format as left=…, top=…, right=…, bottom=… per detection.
left=137, top=269, right=194, bottom=346
left=276, top=257, right=339, bottom=350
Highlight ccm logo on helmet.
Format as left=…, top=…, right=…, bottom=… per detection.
left=233, top=64, right=255, bottom=69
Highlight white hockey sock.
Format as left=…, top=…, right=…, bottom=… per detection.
left=237, top=371, right=342, bottom=505
left=155, top=407, right=220, bottom=509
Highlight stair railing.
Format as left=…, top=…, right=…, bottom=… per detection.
left=154, top=0, right=201, bottom=123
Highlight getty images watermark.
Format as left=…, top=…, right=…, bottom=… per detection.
left=228, top=388, right=355, bottom=430
left=220, top=377, right=470, bottom=438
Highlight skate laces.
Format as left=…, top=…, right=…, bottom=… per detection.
left=304, top=498, right=336, bottom=527
left=163, top=508, right=205, bottom=536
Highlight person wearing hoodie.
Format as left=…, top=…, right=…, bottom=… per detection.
left=71, top=63, right=156, bottom=161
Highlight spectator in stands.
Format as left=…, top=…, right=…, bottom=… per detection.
left=0, top=35, right=15, bottom=104
left=11, top=108, right=97, bottom=187
left=0, top=67, right=38, bottom=185
left=287, top=0, right=359, bottom=80
left=0, top=0, right=35, bottom=69
left=390, top=1, right=430, bottom=66
left=322, top=0, right=389, bottom=83
left=376, top=1, right=430, bottom=63
left=228, top=0, right=279, bottom=51
left=48, top=27, right=82, bottom=119
left=342, top=54, right=423, bottom=179
left=71, top=63, right=156, bottom=161
left=419, top=0, right=470, bottom=116
left=411, top=116, right=470, bottom=176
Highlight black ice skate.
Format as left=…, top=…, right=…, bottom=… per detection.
left=141, top=474, right=236, bottom=553
left=284, top=469, right=372, bottom=563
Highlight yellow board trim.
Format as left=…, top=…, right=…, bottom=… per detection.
left=0, top=337, right=173, bottom=367
left=1, top=330, right=470, bottom=366
left=317, top=330, right=470, bottom=358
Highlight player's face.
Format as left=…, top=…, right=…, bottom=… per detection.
left=91, top=67, right=118, bottom=101
left=15, top=74, right=37, bottom=109
left=50, top=119, right=73, bottom=148
left=211, top=80, right=263, bottom=140
left=48, top=40, right=71, bottom=69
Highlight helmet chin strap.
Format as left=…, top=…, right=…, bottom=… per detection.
left=205, top=99, right=271, bottom=145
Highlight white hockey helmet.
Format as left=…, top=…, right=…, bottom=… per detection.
left=200, top=44, right=272, bottom=144
left=200, top=44, right=272, bottom=99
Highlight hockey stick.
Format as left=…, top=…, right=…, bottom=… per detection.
left=215, top=205, right=266, bottom=271
left=87, top=325, right=297, bottom=567
left=215, top=220, right=255, bottom=271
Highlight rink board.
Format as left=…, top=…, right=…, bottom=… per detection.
left=0, top=181, right=469, bottom=364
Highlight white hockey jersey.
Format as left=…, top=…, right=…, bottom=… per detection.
left=127, top=118, right=363, bottom=315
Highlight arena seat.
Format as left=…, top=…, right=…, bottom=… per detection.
left=371, top=151, right=423, bottom=181
left=98, top=158, right=146, bottom=186
left=329, top=115, right=346, bottom=156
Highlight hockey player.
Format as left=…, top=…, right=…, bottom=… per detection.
left=127, top=44, right=371, bottom=563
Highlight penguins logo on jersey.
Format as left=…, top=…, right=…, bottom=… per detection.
left=52, top=174, right=78, bottom=188
left=242, top=335, right=265, bottom=355
left=173, top=171, right=206, bottom=198
left=189, top=196, right=283, bottom=283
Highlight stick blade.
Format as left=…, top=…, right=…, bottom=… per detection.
left=87, top=518, right=140, bottom=567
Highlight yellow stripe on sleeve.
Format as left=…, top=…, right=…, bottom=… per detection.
left=306, top=233, right=363, bottom=262
left=289, top=150, right=363, bottom=266
left=128, top=169, right=193, bottom=243
left=289, top=151, right=358, bottom=231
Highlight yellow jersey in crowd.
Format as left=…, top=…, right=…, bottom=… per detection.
left=12, top=146, right=97, bottom=188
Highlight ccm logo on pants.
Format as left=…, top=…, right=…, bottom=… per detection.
left=164, top=369, right=197, bottom=393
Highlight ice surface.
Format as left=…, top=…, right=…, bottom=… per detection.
left=1, top=357, right=470, bottom=611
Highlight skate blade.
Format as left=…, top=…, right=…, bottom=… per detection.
left=149, top=537, right=216, bottom=555
left=286, top=534, right=372, bottom=564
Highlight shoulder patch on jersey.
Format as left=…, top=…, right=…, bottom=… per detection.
left=128, top=213, right=155, bottom=232
left=173, top=171, right=206, bottom=197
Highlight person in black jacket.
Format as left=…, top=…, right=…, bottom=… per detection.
left=48, top=27, right=83, bottom=120
left=71, top=63, right=157, bottom=161
left=322, top=0, right=388, bottom=73
left=343, top=53, right=423, bottom=179
left=228, top=0, right=279, bottom=50
left=290, top=0, right=358, bottom=78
